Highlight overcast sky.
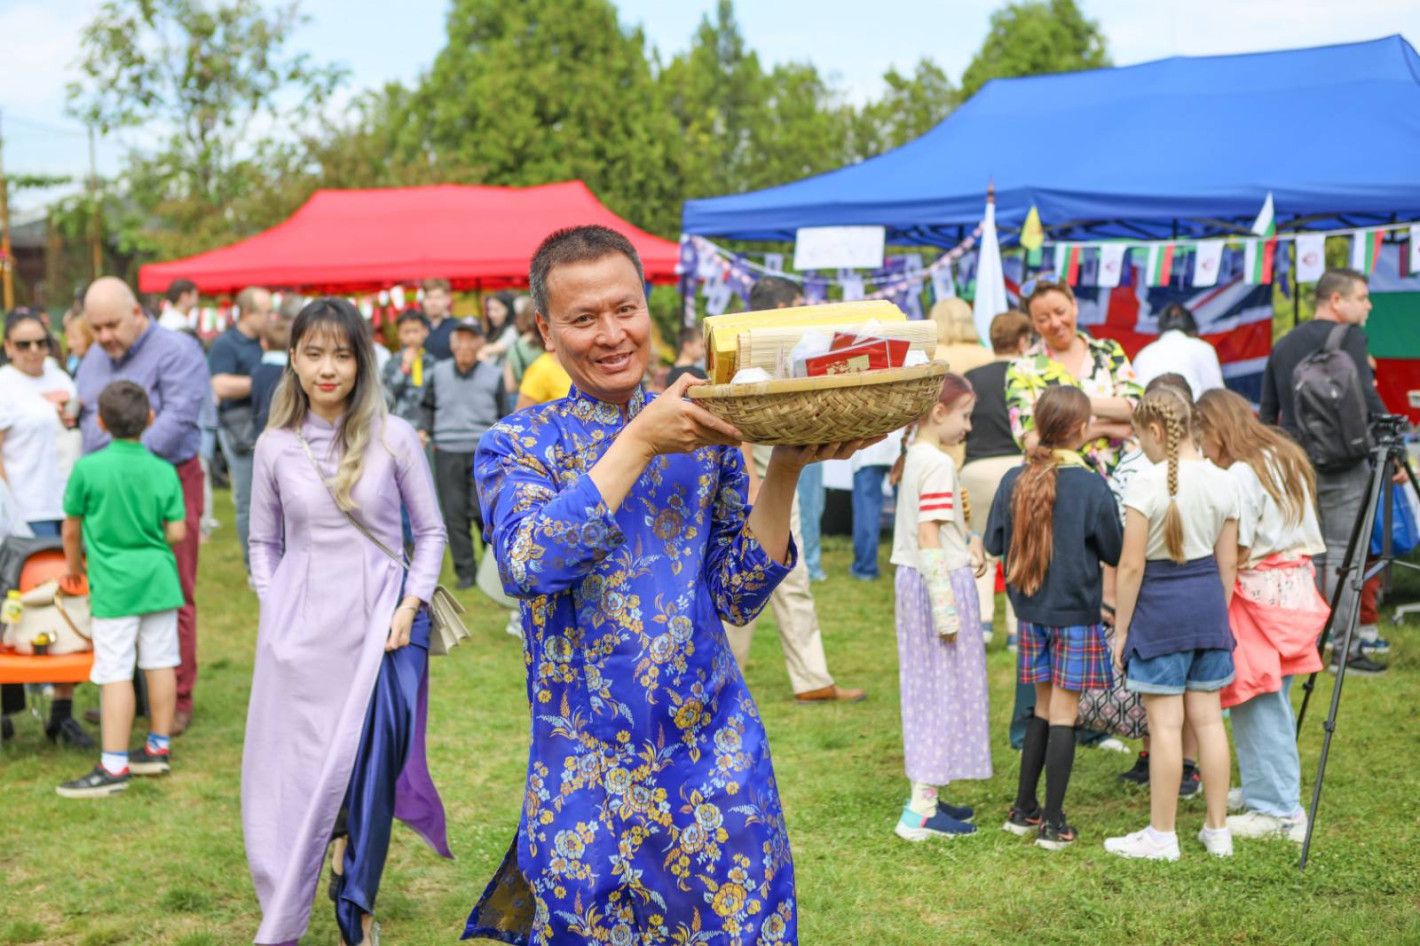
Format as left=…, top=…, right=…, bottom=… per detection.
left=3, top=0, right=1418, bottom=215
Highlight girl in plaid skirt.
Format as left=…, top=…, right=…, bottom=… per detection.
left=984, top=386, right=1123, bottom=850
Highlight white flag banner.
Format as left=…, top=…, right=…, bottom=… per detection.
left=839, top=269, right=865, bottom=301
left=1295, top=233, right=1326, bottom=282
left=1193, top=240, right=1226, bottom=287
left=972, top=197, right=1008, bottom=341
left=931, top=259, right=956, bottom=300
left=391, top=285, right=406, bottom=309
left=902, top=255, right=925, bottom=319
left=1097, top=244, right=1127, bottom=288
left=1410, top=226, right=1420, bottom=274
left=377, top=289, right=390, bottom=306
left=764, top=253, right=784, bottom=274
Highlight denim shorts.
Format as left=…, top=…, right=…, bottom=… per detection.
left=1125, top=647, right=1235, bottom=696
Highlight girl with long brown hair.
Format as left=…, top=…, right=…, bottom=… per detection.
left=889, top=373, right=991, bottom=841
left=1197, top=388, right=1326, bottom=844
left=984, top=385, right=1123, bottom=850
left=1106, top=388, right=1239, bottom=861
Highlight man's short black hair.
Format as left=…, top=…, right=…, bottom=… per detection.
left=1157, top=302, right=1199, bottom=337
left=165, top=279, right=197, bottom=304
left=1315, top=267, right=1367, bottom=307
left=678, top=326, right=701, bottom=349
left=396, top=308, right=430, bottom=329
left=748, top=276, right=800, bottom=311
left=98, top=380, right=151, bottom=440
left=529, top=225, right=644, bottom=319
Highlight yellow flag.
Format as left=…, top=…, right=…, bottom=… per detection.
left=1021, top=205, right=1045, bottom=266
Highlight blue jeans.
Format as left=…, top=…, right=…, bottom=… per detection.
left=851, top=465, right=887, bottom=579
left=1230, top=676, right=1303, bottom=817
left=218, top=427, right=254, bottom=567
left=797, top=462, right=826, bottom=581
left=27, top=520, right=62, bottom=538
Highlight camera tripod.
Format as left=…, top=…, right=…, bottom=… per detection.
left=1295, top=416, right=1420, bottom=870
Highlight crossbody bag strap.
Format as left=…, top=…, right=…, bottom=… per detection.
left=296, top=429, right=411, bottom=570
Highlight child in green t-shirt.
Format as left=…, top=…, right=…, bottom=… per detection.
left=56, top=380, right=187, bottom=799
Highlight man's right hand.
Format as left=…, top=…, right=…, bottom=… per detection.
left=624, top=374, right=743, bottom=459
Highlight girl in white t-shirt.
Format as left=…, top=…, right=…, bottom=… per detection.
left=888, top=373, right=991, bottom=842
left=1197, top=388, right=1327, bottom=843
left=1107, top=387, right=1239, bottom=861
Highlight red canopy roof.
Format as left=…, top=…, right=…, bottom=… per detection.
left=137, top=181, right=680, bottom=295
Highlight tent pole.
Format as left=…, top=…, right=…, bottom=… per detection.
left=1293, top=240, right=1301, bottom=328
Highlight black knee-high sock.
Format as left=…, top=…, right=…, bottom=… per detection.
left=1014, top=716, right=1049, bottom=813
left=49, top=698, right=73, bottom=725
left=1043, top=724, right=1077, bottom=826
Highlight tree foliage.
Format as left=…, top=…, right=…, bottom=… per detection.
left=959, top=0, right=1110, bottom=102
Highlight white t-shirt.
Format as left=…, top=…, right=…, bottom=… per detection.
left=851, top=427, right=905, bottom=472
left=1225, top=457, right=1326, bottom=566
left=1123, top=457, right=1237, bottom=562
left=1132, top=330, right=1225, bottom=397
left=891, top=441, right=971, bottom=571
left=0, top=362, right=76, bottom=522
left=1107, top=447, right=1152, bottom=524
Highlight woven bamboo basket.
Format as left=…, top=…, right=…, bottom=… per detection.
left=687, top=361, right=949, bottom=446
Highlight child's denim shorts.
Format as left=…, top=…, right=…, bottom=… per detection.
left=1125, top=647, right=1235, bottom=696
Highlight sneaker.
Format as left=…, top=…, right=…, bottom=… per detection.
left=504, top=611, right=523, bottom=638
left=1006, top=632, right=1018, bottom=653
left=1361, top=637, right=1391, bottom=656
left=1179, top=762, right=1202, bottom=799
left=1329, top=654, right=1388, bottom=676
left=895, top=805, right=977, bottom=842
left=1197, top=826, right=1234, bottom=857
left=1227, top=809, right=1308, bottom=843
left=47, top=717, right=95, bottom=750
left=1227, top=787, right=1246, bottom=813
left=937, top=800, right=975, bottom=822
left=809, top=569, right=828, bottom=583
left=1036, top=818, right=1078, bottom=851
left=1103, top=826, right=1180, bottom=861
left=57, top=765, right=131, bottom=799
left=1002, top=806, right=1043, bottom=837
left=1118, top=751, right=1151, bottom=785
left=979, top=621, right=995, bottom=646
left=127, top=746, right=172, bottom=776
left=1094, top=737, right=1129, bottom=753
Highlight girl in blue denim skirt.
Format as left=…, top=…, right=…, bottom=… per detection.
left=1107, top=388, right=1240, bottom=861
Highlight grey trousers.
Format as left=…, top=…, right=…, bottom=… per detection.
left=434, top=448, right=481, bottom=583
left=1315, top=461, right=1371, bottom=655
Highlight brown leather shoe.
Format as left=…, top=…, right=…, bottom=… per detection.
left=794, top=684, right=866, bottom=704
left=171, top=708, right=193, bottom=737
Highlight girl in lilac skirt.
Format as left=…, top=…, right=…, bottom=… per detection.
left=889, top=372, right=992, bottom=841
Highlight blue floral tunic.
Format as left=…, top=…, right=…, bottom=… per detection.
left=465, top=386, right=799, bottom=946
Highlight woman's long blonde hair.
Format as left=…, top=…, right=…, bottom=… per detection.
left=268, top=298, right=387, bottom=510
left=1132, top=388, right=1191, bottom=564
left=930, top=297, right=979, bottom=346
left=1196, top=388, right=1316, bottom=528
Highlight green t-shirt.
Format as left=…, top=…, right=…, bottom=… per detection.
left=63, top=439, right=186, bottom=619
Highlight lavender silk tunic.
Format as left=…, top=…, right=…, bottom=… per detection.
left=243, top=413, right=449, bottom=944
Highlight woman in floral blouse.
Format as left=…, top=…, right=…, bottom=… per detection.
left=1006, top=280, right=1142, bottom=477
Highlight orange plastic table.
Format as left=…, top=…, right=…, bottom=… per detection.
left=0, top=651, right=94, bottom=684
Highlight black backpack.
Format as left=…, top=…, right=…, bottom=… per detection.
left=1290, top=323, right=1372, bottom=471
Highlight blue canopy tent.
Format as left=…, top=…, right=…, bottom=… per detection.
left=681, top=36, right=1420, bottom=246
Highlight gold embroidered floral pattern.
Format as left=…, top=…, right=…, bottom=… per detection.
left=464, top=386, right=798, bottom=946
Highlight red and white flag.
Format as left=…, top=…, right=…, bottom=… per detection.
left=1097, top=244, right=1127, bottom=288
left=1295, top=233, right=1326, bottom=282
left=1192, top=240, right=1225, bottom=287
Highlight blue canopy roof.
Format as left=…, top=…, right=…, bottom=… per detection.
left=681, top=36, right=1420, bottom=246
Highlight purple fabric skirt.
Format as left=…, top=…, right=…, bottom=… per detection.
left=894, top=565, right=993, bottom=786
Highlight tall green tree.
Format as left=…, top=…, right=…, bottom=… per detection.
left=398, top=0, right=682, bottom=235
left=851, top=58, right=955, bottom=159
left=66, top=0, right=346, bottom=257
left=959, top=0, right=1110, bottom=102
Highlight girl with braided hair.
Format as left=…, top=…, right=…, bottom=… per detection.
left=889, top=372, right=992, bottom=841
left=1106, top=388, right=1240, bottom=861
left=984, top=385, right=1123, bottom=851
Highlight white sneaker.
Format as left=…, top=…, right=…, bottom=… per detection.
left=1104, top=826, right=1180, bottom=861
left=504, top=611, right=523, bottom=638
left=1227, top=787, right=1246, bottom=812
left=1197, top=826, right=1234, bottom=857
left=1094, top=737, right=1129, bottom=753
left=1227, top=809, right=1308, bottom=843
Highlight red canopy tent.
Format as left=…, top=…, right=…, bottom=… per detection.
left=137, top=181, right=680, bottom=295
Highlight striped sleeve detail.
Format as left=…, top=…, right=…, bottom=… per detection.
left=919, top=491, right=955, bottom=513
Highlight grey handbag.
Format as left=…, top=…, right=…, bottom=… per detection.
left=297, top=431, right=470, bottom=656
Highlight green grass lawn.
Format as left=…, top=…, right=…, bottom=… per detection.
left=4, top=491, right=1419, bottom=945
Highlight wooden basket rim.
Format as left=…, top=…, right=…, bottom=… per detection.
left=686, top=360, right=948, bottom=400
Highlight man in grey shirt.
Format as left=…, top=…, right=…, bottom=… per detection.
left=419, top=317, right=503, bottom=588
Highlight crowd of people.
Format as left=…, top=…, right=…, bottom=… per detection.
left=0, top=229, right=1406, bottom=942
